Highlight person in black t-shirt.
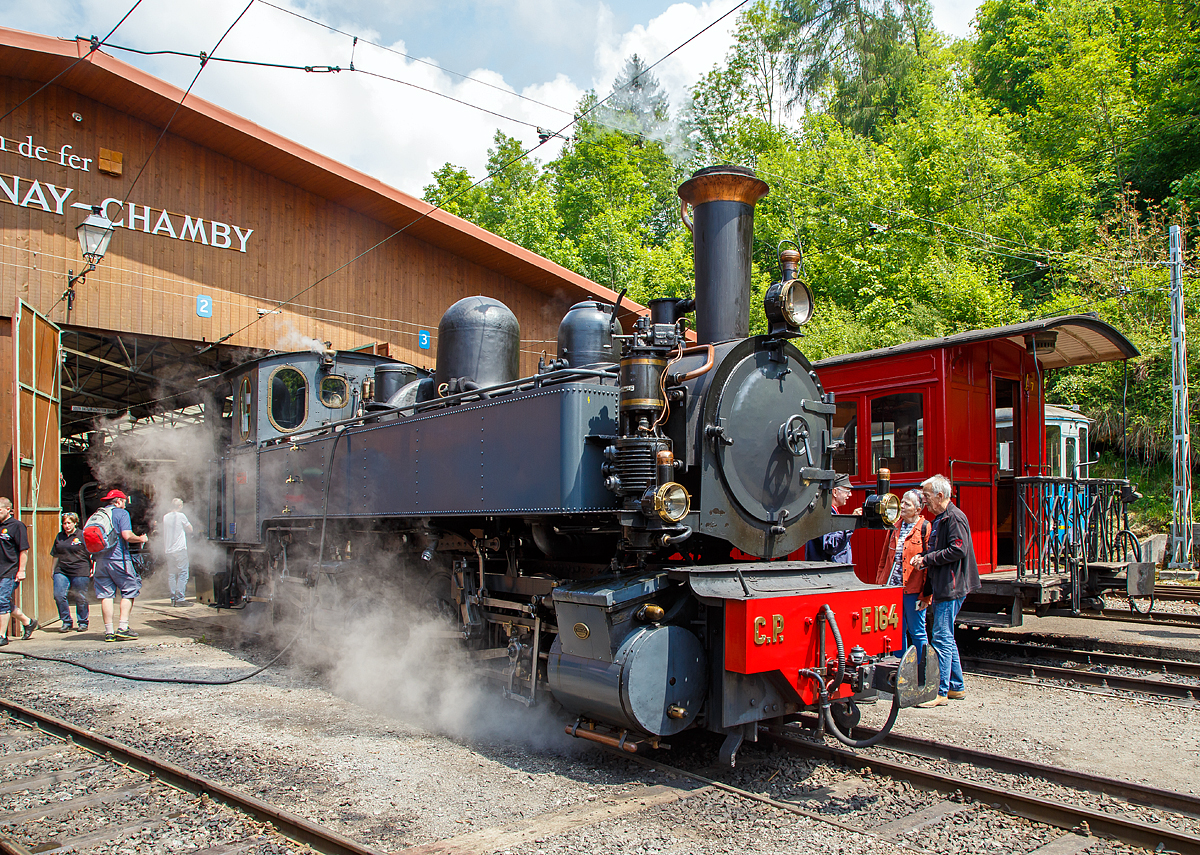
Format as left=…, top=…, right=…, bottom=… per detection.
left=0, top=497, right=36, bottom=645
left=52, top=513, right=92, bottom=632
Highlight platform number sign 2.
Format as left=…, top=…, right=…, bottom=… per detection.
left=419, top=330, right=430, bottom=349
left=197, top=295, right=213, bottom=318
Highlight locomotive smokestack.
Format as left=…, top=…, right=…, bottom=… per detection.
left=677, top=166, right=769, bottom=344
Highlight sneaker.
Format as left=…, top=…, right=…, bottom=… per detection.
left=917, top=695, right=948, bottom=708
left=21, top=619, right=38, bottom=640
left=947, top=690, right=967, bottom=700
left=77, top=624, right=88, bottom=632
left=114, top=627, right=139, bottom=640
left=0, top=635, right=8, bottom=646
left=104, top=632, right=117, bottom=643
left=60, top=624, right=74, bottom=633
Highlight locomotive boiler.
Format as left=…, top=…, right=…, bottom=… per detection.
left=206, top=166, right=938, bottom=764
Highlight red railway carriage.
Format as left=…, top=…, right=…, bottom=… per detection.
left=812, top=314, right=1144, bottom=625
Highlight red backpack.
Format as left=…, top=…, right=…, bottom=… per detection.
left=82, top=506, right=119, bottom=553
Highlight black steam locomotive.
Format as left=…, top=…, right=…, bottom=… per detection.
left=203, top=167, right=937, bottom=763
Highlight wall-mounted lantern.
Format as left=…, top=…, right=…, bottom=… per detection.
left=65, top=205, right=115, bottom=312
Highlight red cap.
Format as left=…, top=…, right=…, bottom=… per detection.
left=102, top=489, right=128, bottom=501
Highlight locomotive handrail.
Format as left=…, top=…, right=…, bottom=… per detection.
left=276, top=365, right=621, bottom=444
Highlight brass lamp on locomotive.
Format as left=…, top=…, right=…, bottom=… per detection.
left=205, top=166, right=938, bottom=764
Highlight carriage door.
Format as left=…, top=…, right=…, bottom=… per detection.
left=947, top=345, right=996, bottom=574
left=11, top=299, right=61, bottom=623
left=995, top=378, right=1020, bottom=567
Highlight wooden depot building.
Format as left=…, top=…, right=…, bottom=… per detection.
left=0, top=27, right=644, bottom=627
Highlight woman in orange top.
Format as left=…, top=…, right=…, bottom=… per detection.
left=874, top=489, right=931, bottom=658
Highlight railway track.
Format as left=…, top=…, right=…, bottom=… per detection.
left=762, top=725, right=1200, bottom=854
left=1152, top=584, right=1200, bottom=602
left=965, top=637, right=1200, bottom=680
left=1099, top=607, right=1200, bottom=628
left=959, top=638, right=1200, bottom=701
left=0, top=698, right=385, bottom=855
left=962, top=657, right=1199, bottom=701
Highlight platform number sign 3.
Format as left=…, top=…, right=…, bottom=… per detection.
left=197, top=295, right=213, bottom=318
left=419, top=330, right=430, bottom=349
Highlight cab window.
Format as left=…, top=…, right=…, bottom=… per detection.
left=235, top=376, right=253, bottom=443
left=268, top=366, right=308, bottom=431
left=832, top=401, right=858, bottom=476
left=1046, top=425, right=1062, bottom=476
left=320, top=376, right=348, bottom=409
left=1065, top=436, right=1077, bottom=478
left=870, top=392, right=924, bottom=473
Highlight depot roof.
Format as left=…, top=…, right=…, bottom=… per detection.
left=0, top=27, right=646, bottom=324
left=816, top=313, right=1139, bottom=371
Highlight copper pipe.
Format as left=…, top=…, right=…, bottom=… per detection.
left=565, top=723, right=640, bottom=753
left=669, top=344, right=715, bottom=385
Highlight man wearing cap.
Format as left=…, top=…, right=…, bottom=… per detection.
left=804, top=474, right=860, bottom=564
left=93, top=490, right=148, bottom=642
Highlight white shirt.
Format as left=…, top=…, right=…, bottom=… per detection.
left=162, top=511, right=191, bottom=554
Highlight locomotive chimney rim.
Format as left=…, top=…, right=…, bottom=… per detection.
left=678, top=165, right=769, bottom=207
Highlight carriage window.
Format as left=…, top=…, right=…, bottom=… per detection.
left=870, top=392, right=924, bottom=473
left=1065, top=436, right=1077, bottom=478
left=1046, top=425, right=1062, bottom=476
left=832, top=401, right=858, bottom=476
left=320, top=376, right=348, bottom=409
left=997, top=425, right=1014, bottom=476
left=1078, top=426, right=1088, bottom=469
left=235, top=376, right=252, bottom=443
left=268, top=366, right=308, bottom=431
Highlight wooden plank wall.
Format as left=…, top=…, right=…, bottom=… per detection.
left=0, top=78, right=568, bottom=376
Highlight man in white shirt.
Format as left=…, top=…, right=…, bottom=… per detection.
left=162, top=498, right=194, bottom=606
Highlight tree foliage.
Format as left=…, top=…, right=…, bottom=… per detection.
left=424, top=2, right=1198, bottom=468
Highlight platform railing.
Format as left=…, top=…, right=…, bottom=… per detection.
left=1014, top=476, right=1134, bottom=589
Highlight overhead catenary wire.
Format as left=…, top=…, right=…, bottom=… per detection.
left=192, top=0, right=756, bottom=356
left=0, top=0, right=145, bottom=127
left=83, top=3, right=1161, bottom=277
left=40, top=1, right=257, bottom=318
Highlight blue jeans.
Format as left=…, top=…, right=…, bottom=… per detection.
left=930, top=596, right=966, bottom=696
left=0, top=577, right=16, bottom=613
left=902, top=592, right=928, bottom=661
left=165, top=550, right=190, bottom=600
left=54, top=573, right=91, bottom=626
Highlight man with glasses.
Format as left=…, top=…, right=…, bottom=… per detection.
left=910, top=474, right=980, bottom=707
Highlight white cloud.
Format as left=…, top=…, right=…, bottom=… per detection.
left=0, top=0, right=980, bottom=195
left=593, top=0, right=741, bottom=111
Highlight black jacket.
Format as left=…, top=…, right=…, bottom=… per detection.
left=52, top=531, right=92, bottom=578
left=921, top=502, right=981, bottom=602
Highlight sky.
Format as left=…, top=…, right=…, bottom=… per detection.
left=0, top=0, right=983, bottom=197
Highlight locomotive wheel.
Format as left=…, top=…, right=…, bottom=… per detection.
left=419, top=566, right=457, bottom=623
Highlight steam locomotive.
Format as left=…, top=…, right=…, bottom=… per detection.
left=202, top=166, right=938, bottom=764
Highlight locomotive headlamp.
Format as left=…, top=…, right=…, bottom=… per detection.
left=876, top=493, right=901, bottom=526
left=861, top=469, right=901, bottom=528
left=764, top=247, right=814, bottom=334
left=652, top=482, right=691, bottom=523
left=779, top=277, right=814, bottom=326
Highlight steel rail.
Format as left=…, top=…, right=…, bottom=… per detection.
left=1099, top=608, right=1200, bottom=628
left=786, top=722, right=1200, bottom=818
left=966, top=638, right=1200, bottom=679
left=961, top=656, right=1200, bottom=699
left=1153, top=584, right=1200, bottom=602
left=0, top=697, right=388, bottom=855
left=765, top=728, right=1200, bottom=854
